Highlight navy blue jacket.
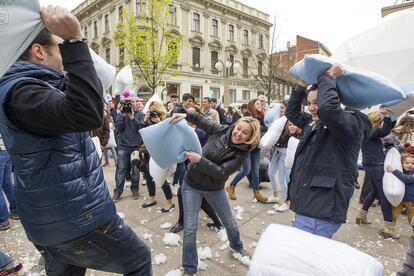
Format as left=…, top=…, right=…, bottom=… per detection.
left=392, top=170, right=414, bottom=202
left=115, top=111, right=144, bottom=149
left=286, top=75, right=372, bottom=223
left=0, top=42, right=116, bottom=246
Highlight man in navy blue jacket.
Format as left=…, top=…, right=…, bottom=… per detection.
left=286, top=64, right=372, bottom=238
left=0, top=6, right=151, bottom=275
left=113, top=97, right=145, bottom=202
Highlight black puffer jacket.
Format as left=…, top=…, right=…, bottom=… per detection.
left=286, top=75, right=372, bottom=223
left=185, top=111, right=252, bottom=191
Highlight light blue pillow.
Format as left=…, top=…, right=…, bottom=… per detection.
left=139, top=119, right=202, bottom=169
left=382, top=81, right=414, bottom=107
left=264, top=104, right=280, bottom=126
left=290, top=54, right=405, bottom=109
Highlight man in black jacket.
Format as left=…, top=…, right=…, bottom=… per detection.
left=211, top=98, right=227, bottom=125
left=286, top=64, right=372, bottom=238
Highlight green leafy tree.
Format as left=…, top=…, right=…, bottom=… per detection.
left=114, top=0, right=183, bottom=93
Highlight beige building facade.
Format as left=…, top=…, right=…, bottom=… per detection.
left=73, top=0, right=272, bottom=105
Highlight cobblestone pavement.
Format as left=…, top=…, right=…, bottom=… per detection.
left=1, top=165, right=412, bottom=276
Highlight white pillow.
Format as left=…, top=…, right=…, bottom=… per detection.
left=383, top=147, right=405, bottom=207
left=259, top=116, right=287, bottom=149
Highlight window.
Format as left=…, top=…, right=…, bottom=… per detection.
left=169, top=5, right=177, bottom=26
left=192, top=13, right=200, bottom=32
left=229, top=54, right=234, bottom=76
left=104, top=14, right=109, bottom=33
left=136, top=0, right=145, bottom=16
left=242, top=57, right=248, bottom=76
left=228, top=24, right=234, bottom=41
left=167, top=83, right=180, bottom=96
left=118, top=6, right=124, bottom=21
left=211, top=19, right=218, bottom=37
left=242, top=90, right=250, bottom=101
left=210, top=87, right=220, bottom=99
left=84, top=26, right=88, bottom=38
left=191, top=86, right=201, bottom=103
left=192, top=47, right=200, bottom=68
left=93, top=20, right=98, bottom=38
left=258, top=34, right=264, bottom=49
left=211, top=51, right=218, bottom=70
left=243, top=29, right=249, bottom=45
left=105, top=48, right=110, bottom=63
left=229, top=89, right=236, bottom=103
left=258, top=61, right=263, bottom=76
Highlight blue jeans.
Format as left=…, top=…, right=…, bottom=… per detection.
left=181, top=181, right=243, bottom=274
left=230, top=147, right=261, bottom=189
left=34, top=215, right=152, bottom=276
left=0, top=151, right=17, bottom=223
left=114, top=149, right=140, bottom=196
left=103, top=147, right=117, bottom=163
left=293, top=214, right=342, bottom=238
left=0, top=250, right=12, bottom=269
left=268, top=148, right=289, bottom=199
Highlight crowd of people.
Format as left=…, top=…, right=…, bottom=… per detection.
left=0, top=5, right=413, bottom=276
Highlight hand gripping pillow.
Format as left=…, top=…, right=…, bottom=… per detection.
left=249, top=224, right=383, bottom=276
left=149, top=157, right=176, bottom=187
left=0, top=0, right=43, bottom=78
left=259, top=116, right=287, bottom=149
left=139, top=119, right=202, bottom=169
left=89, top=48, right=116, bottom=92
left=264, top=104, right=281, bottom=127
left=383, top=147, right=405, bottom=207
left=285, top=136, right=300, bottom=169
left=290, top=54, right=405, bottom=109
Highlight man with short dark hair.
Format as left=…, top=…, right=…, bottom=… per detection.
left=210, top=98, right=226, bottom=124
left=170, top=94, right=179, bottom=106
left=171, top=93, right=195, bottom=114
left=285, top=64, right=371, bottom=238
left=201, top=97, right=220, bottom=124
left=0, top=6, right=151, bottom=275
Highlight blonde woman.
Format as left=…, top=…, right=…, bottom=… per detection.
left=171, top=112, right=260, bottom=276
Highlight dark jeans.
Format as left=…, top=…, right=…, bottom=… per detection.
left=34, top=215, right=152, bottom=276
left=359, top=171, right=373, bottom=202
left=362, top=165, right=392, bottom=222
left=0, top=150, right=17, bottom=223
left=172, top=162, right=186, bottom=186
left=114, top=149, right=140, bottom=197
left=176, top=185, right=221, bottom=225
left=231, top=147, right=261, bottom=189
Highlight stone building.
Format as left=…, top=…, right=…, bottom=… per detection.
left=72, top=0, right=272, bottom=105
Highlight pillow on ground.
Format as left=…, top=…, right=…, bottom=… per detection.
left=139, top=119, right=202, bottom=169
left=249, top=224, right=383, bottom=276
left=290, top=54, right=405, bottom=109
left=383, top=147, right=405, bottom=207
left=264, top=104, right=280, bottom=126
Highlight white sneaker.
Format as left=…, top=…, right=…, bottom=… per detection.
left=172, top=184, right=179, bottom=196
left=276, top=202, right=290, bottom=212
left=266, top=195, right=280, bottom=203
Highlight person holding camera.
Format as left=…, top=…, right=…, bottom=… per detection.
left=113, top=96, right=145, bottom=202
left=139, top=102, right=175, bottom=212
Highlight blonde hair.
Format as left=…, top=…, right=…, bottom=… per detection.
left=367, top=111, right=384, bottom=125
left=149, top=101, right=167, bottom=120
left=233, top=117, right=261, bottom=148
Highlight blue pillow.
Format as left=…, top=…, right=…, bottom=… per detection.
left=139, top=119, right=202, bottom=169
left=382, top=81, right=414, bottom=107
left=264, top=104, right=280, bottom=126
left=290, top=54, right=405, bottom=109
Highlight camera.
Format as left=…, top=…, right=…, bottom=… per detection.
left=149, top=110, right=161, bottom=118
left=121, top=100, right=133, bottom=113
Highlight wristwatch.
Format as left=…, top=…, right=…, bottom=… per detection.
left=63, top=38, right=88, bottom=44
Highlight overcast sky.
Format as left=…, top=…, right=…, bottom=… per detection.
left=39, top=0, right=399, bottom=53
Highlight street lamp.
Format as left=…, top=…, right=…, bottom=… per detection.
left=215, top=58, right=241, bottom=106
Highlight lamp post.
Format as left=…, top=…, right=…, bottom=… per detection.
left=215, top=59, right=242, bottom=106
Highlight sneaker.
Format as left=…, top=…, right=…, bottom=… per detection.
left=172, top=184, right=179, bottom=196
left=276, top=202, right=290, bottom=212
left=0, top=220, right=10, bottom=231
left=9, top=213, right=19, bottom=220
left=0, top=260, right=23, bottom=275
left=266, top=195, right=280, bottom=203
left=229, top=247, right=251, bottom=258
left=112, top=195, right=121, bottom=203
